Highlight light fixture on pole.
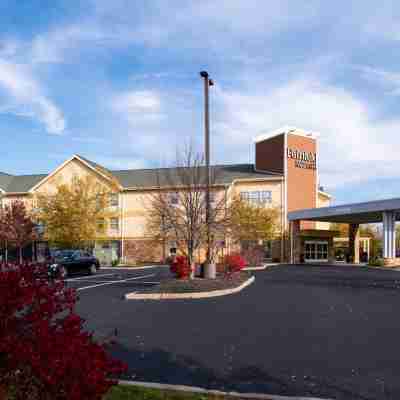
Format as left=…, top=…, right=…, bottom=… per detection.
left=200, top=70, right=214, bottom=274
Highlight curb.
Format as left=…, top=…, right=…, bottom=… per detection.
left=125, top=276, right=255, bottom=300
left=244, top=263, right=279, bottom=271
left=119, top=379, right=331, bottom=400
left=362, top=265, right=400, bottom=272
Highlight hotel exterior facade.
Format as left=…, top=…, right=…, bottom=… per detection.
left=0, top=126, right=346, bottom=264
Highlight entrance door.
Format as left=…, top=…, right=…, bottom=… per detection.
left=304, top=241, right=328, bottom=262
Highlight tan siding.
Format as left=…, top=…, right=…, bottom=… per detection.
left=316, top=192, right=331, bottom=230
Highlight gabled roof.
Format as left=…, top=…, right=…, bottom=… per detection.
left=28, top=154, right=122, bottom=193
left=0, top=172, right=14, bottom=192
left=1, top=158, right=284, bottom=194
left=6, top=174, right=48, bottom=193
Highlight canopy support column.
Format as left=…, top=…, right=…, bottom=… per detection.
left=383, top=211, right=396, bottom=265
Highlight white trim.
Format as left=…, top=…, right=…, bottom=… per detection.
left=254, top=126, right=319, bottom=144
left=122, top=177, right=284, bottom=192
left=28, top=155, right=122, bottom=193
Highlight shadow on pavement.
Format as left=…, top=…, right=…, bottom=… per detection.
left=109, top=343, right=381, bottom=400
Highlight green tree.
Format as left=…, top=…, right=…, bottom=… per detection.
left=36, top=176, right=113, bottom=249
left=227, top=196, right=279, bottom=246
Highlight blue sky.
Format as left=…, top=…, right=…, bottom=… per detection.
left=1, top=0, right=400, bottom=204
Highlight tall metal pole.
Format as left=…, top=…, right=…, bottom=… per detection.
left=200, top=71, right=213, bottom=264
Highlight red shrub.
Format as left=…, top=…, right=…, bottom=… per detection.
left=169, top=256, right=191, bottom=279
left=0, top=263, right=127, bottom=400
left=224, top=253, right=247, bottom=274
left=241, top=246, right=264, bottom=267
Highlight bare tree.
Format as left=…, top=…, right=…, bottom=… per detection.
left=145, top=146, right=228, bottom=271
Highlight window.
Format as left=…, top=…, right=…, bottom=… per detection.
left=240, top=190, right=272, bottom=204
left=109, top=193, right=119, bottom=207
left=169, top=192, right=179, bottom=206
left=95, top=195, right=104, bottom=210
left=110, top=217, right=119, bottom=231
left=96, top=218, right=105, bottom=231
left=209, top=192, right=216, bottom=204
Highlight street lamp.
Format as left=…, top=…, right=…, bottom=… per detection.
left=200, top=71, right=214, bottom=271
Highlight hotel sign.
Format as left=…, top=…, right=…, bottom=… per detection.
left=287, top=148, right=317, bottom=170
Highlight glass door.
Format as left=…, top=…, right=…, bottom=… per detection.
left=304, top=241, right=328, bottom=262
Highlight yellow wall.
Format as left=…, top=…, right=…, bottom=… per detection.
left=316, top=192, right=331, bottom=230
left=229, top=179, right=283, bottom=209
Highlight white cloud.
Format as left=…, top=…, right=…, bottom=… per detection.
left=213, top=78, right=400, bottom=189
left=88, top=155, right=148, bottom=170
left=24, top=0, right=325, bottom=64
left=30, top=24, right=120, bottom=64
left=111, top=90, right=164, bottom=123
left=0, top=60, right=66, bottom=134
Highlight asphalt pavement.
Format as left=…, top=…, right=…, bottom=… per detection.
left=74, top=264, right=400, bottom=400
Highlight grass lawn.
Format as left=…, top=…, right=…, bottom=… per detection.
left=104, top=384, right=234, bottom=400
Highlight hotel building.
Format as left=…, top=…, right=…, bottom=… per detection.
left=0, top=126, right=367, bottom=264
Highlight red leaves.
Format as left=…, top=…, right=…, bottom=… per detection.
left=224, top=253, right=247, bottom=274
left=0, top=201, right=37, bottom=263
left=0, top=263, right=127, bottom=399
left=169, top=256, right=192, bottom=279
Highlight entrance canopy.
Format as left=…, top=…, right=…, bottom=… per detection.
left=288, top=197, right=400, bottom=224
left=288, top=197, right=400, bottom=263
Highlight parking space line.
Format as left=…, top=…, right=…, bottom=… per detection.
left=76, top=273, right=156, bottom=291
left=66, top=273, right=116, bottom=282
left=70, top=280, right=160, bottom=285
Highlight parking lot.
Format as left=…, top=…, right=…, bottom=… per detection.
left=66, top=268, right=162, bottom=293
left=74, top=265, right=400, bottom=400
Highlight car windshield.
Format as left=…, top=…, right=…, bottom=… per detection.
left=54, top=250, right=77, bottom=260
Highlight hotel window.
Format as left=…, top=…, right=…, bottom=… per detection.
left=109, top=193, right=119, bottom=207
left=240, top=190, right=272, bottom=204
left=169, top=192, right=179, bottom=206
left=209, top=192, right=216, bottom=204
left=110, top=217, right=119, bottom=231
left=96, top=218, right=105, bottom=232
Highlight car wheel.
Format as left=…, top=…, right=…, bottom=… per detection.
left=59, top=266, right=68, bottom=279
left=89, top=264, right=97, bottom=275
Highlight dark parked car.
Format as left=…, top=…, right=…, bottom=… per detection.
left=49, top=250, right=100, bottom=278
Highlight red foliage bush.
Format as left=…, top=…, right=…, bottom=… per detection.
left=169, top=256, right=191, bottom=279
left=224, top=253, right=247, bottom=274
left=0, top=263, right=127, bottom=400
left=241, top=246, right=264, bottom=267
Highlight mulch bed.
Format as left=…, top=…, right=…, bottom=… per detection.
left=138, top=272, right=252, bottom=294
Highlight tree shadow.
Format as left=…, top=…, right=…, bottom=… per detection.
left=108, top=343, right=377, bottom=400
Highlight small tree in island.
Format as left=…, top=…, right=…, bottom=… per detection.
left=227, top=196, right=279, bottom=266
left=36, top=175, right=116, bottom=250
left=145, top=146, right=228, bottom=277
